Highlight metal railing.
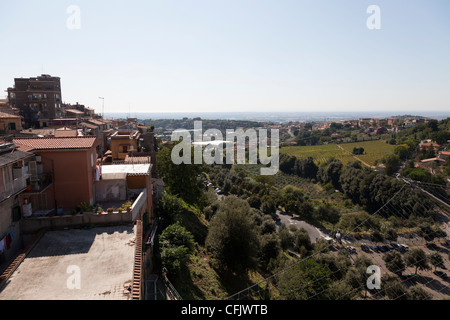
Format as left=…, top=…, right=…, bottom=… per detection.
left=0, top=175, right=29, bottom=201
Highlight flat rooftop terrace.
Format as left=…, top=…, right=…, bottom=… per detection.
left=0, top=224, right=136, bottom=300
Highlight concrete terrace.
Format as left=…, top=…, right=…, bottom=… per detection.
left=0, top=224, right=136, bottom=300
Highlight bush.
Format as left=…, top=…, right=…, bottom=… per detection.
left=159, top=223, right=195, bottom=275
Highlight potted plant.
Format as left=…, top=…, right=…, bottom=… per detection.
left=125, top=201, right=132, bottom=212
left=96, top=207, right=103, bottom=214
left=107, top=207, right=114, bottom=214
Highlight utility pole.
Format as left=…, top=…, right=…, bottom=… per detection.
left=99, top=97, right=104, bottom=118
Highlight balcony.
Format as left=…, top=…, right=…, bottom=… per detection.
left=20, top=188, right=148, bottom=234
left=0, top=175, right=29, bottom=201
left=23, top=173, right=53, bottom=194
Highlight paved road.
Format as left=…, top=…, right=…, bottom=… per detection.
left=276, top=210, right=324, bottom=243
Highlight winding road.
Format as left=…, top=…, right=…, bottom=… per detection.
left=275, top=210, right=324, bottom=243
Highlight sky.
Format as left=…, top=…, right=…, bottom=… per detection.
left=1, top=0, right=450, bottom=115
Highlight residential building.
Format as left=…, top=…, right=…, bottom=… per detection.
left=0, top=141, right=33, bottom=263
left=419, top=141, right=441, bottom=152
left=99, top=163, right=154, bottom=223
left=13, top=136, right=101, bottom=213
left=109, top=130, right=141, bottom=160
left=0, top=112, right=22, bottom=134
left=7, top=74, right=62, bottom=128
left=438, top=151, right=450, bottom=161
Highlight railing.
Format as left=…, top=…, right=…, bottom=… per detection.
left=131, top=189, right=147, bottom=220
left=159, top=269, right=183, bottom=300
left=25, top=173, right=52, bottom=193
left=0, top=175, right=29, bottom=201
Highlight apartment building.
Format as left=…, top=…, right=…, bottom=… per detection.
left=0, top=141, right=34, bottom=262
left=13, top=136, right=101, bottom=213
left=7, top=74, right=62, bottom=128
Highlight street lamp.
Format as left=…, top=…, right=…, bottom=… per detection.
left=98, top=97, right=104, bottom=118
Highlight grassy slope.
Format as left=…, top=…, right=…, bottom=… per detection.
left=169, top=199, right=266, bottom=300
left=281, top=140, right=398, bottom=166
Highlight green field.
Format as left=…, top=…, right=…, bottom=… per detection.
left=281, top=140, right=397, bottom=166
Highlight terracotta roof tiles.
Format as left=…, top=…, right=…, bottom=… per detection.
left=13, top=136, right=99, bottom=151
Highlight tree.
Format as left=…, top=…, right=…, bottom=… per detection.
left=326, top=281, right=356, bottom=300
left=324, top=158, right=343, bottom=189
left=429, top=252, right=444, bottom=271
left=159, top=223, right=195, bottom=275
left=259, top=233, right=281, bottom=266
left=293, top=227, right=313, bottom=256
left=381, top=274, right=408, bottom=300
left=157, top=145, right=204, bottom=204
left=298, top=201, right=315, bottom=220
left=370, top=230, right=385, bottom=243
left=160, top=246, right=190, bottom=275
left=344, top=267, right=364, bottom=291
left=407, top=285, right=432, bottom=300
left=278, top=224, right=294, bottom=250
left=205, top=196, right=261, bottom=272
left=394, top=145, right=410, bottom=160
left=260, top=197, right=276, bottom=215
left=404, top=248, right=431, bottom=274
left=159, top=223, right=195, bottom=251
left=381, top=154, right=400, bottom=176
left=277, top=258, right=332, bottom=300
left=384, top=228, right=398, bottom=242
left=279, top=153, right=297, bottom=174
left=159, top=192, right=185, bottom=225
left=418, top=223, right=446, bottom=243
left=352, top=147, right=364, bottom=155
left=314, top=204, right=340, bottom=226
left=383, top=251, right=405, bottom=275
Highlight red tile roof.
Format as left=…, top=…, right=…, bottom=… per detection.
left=13, top=136, right=99, bottom=151
left=0, top=111, right=21, bottom=119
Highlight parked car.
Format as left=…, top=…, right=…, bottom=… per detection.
left=369, top=245, right=379, bottom=253
left=401, top=273, right=420, bottom=283
left=271, top=213, right=281, bottom=222
left=399, top=244, right=409, bottom=252
left=361, top=244, right=371, bottom=253
left=426, top=243, right=439, bottom=250
left=433, top=270, right=448, bottom=279
left=346, top=246, right=357, bottom=254
left=390, top=243, right=400, bottom=250
left=438, top=264, right=447, bottom=270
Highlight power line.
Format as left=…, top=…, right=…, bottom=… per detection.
left=226, top=181, right=450, bottom=300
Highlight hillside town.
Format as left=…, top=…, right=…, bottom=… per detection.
left=0, top=75, right=161, bottom=300
left=1, top=75, right=449, bottom=302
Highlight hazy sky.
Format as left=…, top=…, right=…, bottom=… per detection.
left=1, top=0, right=450, bottom=114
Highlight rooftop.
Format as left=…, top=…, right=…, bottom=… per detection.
left=0, top=225, right=136, bottom=300
left=13, top=136, right=99, bottom=151
left=101, top=163, right=151, bottom=177
left=0, top=148, right=34, bottom=168
left=65, top=108, right=84, bottom=115
left=0, top=111, right=21, bottom=119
